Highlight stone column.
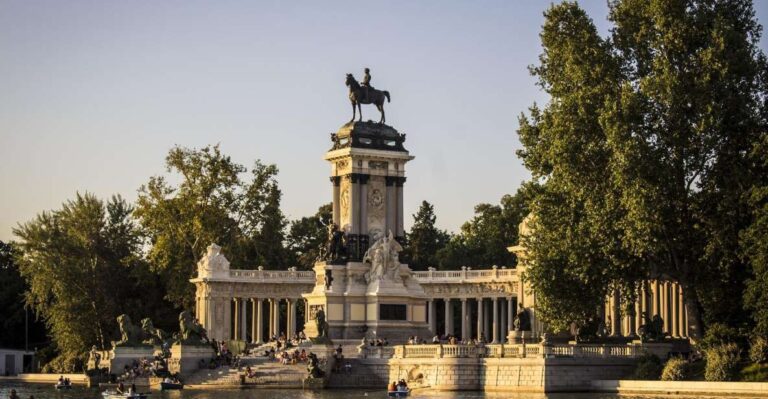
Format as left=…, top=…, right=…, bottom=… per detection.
left=331, top=177, right=341, bottom=225
left=640, top=282, right=648, bottom=324
left=476, top=298, right=484, bottom=341
left=444, top=299, right=452, bottom=336
left=359, top=175, right=369, bottom=242
left=507, top=297, right=514, bottom=335
left=678, top=286, right=686, bottom=338
left=428, top=300, right=436, bottom=334
left=256, top=299, right=264, bottom=344
left=653, top=280, right=661, bottom=317
left=289, top=299, right=297, bottom=338
left=611, top=290, right=621, bottom=337
left=274, top=299, right=282, bottom=337
left=500, top=298, right=507, bottom=341
left=461, top=298, right=469, bottom=340
left=634, top=294, right=642, bottom=336
left=396, top=177, right=405, bottom=238
left=206, top=297, right=214, bottom=336
left=665, top=282, right=673, bottom=335
left=492, top=297, right=499, bottom=343
left=672, top=284, right=680, bottom=337
left=385, top=177, right=396, bottom=234
left=233, top=298, right=241, bottom=340
left=350, top=175, right=360, bottom=235
left=268, top=299, right=275, bottom=339
left=240, top=298, right=247, bottom=341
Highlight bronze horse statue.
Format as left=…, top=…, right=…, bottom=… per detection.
left=346, top=74, right=390, bottom=123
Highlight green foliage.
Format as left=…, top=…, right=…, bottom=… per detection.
left=403, top=201, right=449, bottom=270
left=742, top=134, right=768, bottom=337
left=705, top=343, right=741, bottom=381
left=0, top=240, right=47, bottom=349
left=517, top=0, right=768, bottom=336
left=287, top=203, right=332, bottom=269
left=135, top=145, right=290, bottom=308
left=739, top=363, right=768, bottom=382
left=749, top=336, right=768, bottom=364
left=661, top=357, right=689, bottom=381
left=631, top=352, right=663, bottom=380
left=437, top=184, right=536, bottom=270
left=13, top=193, right=171, bottom=372
left=698, top=323, right=744, bottom=351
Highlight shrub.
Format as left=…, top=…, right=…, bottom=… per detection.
left=705, top=343, right=741, bottom=381
left=749, top=336, right=768, bottom=364
left=661, top=357, right=688, bottom=381
left=632, top=352, right=663, bottom=380
left=699, top=323, right=740, bottom=351
left=740, top=363, right=768, bottom=382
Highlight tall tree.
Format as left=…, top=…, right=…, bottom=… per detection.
left=135, top=145, right=289, bottom=309
left=436, top=185, right=536, bottom=270
left=742, top=133, right=768, bottom=337
left=518, top=0, right=767, bottom=337
left=13, top=194, right=162, bottom=371
left=404, top=201, right=449, bottom=271
left=287, top=203, right=333, bottom=269
left=0, top=241, right=47, bottom=350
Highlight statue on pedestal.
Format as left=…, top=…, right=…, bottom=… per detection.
left=363, top=230, right=403, bottom=283
left=112, top=314, right=147, bottom=347
left=177, top=310, right=208, bottom=345
left=514, top=304, right=531, bottom=332
left=141, top=318, right=167, bottom=346
left=323, top=223, right=347, bottom=264
left=315, top=309, right=329, bottom=339
left=345, top=69, right=391, bottom=124
left=307, top=352, right=325, bottom=379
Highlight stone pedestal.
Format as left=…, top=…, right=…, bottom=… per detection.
left=303, top=261, right=431, bottom=343
left=108, top=346, right=155, bottom=375
left=169, top=344, right=215, bottom=377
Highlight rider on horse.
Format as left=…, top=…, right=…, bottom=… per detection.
left=361, top=68, right=372, bottom=102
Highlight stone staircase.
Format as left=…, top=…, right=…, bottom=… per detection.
left=243, top=357, right=309, bottom=387
left=183, top=366, right=242, bottom=386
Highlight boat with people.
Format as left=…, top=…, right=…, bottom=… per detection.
left=387, top=389, right=410, bottom=398
left=387, top=380, right=410, bottom=397
left=101, top=391, right=150, bottom=399
left=55, top=376, right=72, bottom=389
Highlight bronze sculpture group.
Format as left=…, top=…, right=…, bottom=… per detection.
left=109, top=311, right=208, bottom=349
left=346, top=68, right=391, bottom=124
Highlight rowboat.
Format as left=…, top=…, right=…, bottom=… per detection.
left=159, top=382, right=183, bottom=390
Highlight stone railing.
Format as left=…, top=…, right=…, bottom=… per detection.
left=228, top=268, right=315, bottom=282
left=392, top=343, right=644, bottom=359
left=359, top=346, right=395, bottom=359
left=412, top=266, right=517, bottom=283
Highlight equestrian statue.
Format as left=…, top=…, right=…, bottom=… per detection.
left=345, top=68, right=391, bottom=124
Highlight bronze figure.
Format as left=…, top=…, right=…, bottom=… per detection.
left=346, top=72, right=390, bottom=124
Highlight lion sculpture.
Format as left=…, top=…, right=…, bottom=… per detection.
left=112, top=314, right=146, bottom=348
left=141, top=318, right=167, bottom=346
left=178, top=310, right=207, bottom=345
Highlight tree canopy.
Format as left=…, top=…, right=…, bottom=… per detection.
left=518, top=0, right=767, bottom=337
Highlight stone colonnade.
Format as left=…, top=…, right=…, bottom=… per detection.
left=604, top=280, right=688, bottom=338
left=425, top=296, right=518, bottom=343
left=227, top=297, right=306, bottom=343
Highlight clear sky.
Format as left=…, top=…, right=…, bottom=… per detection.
left=1, top=1, right=767, bottom=242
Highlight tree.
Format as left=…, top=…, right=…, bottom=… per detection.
left=287, top=203, right=332, bottom=269
left=518, top=0, right=767, bottom=337
left=742, top=133, right=768, bottom=337
left=13, top=194, right=166, bottom=371
left=135, top=145, right=290, bottom=309
left=404, top=201, right=449, bottom=271
left=436, top=185, right=536, bottom=270
left=0, top=240, right=46, bottom=350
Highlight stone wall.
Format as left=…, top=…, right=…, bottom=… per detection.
left=333, top=356, right=637, bottom=392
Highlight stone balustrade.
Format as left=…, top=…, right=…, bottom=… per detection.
left=411, top=266, right=516, bottom=283
left=391, top=343, right=645, bottom=360
left=228, top=268, right=315, bottom=282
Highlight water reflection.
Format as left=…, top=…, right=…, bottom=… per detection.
left=0, top=382, right=715, bottom=399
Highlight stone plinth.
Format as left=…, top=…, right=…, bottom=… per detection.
left=303, top=260, right=431, bottom=343
left=169, top=344, right=215, bottom=377
left=108, top=346, right=155, bottom=375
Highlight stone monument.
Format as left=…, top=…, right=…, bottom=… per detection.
left=302, top=117, right=430, bottom=343
left=169, top=310, right=215, bottom=377
left=106, top=314, right=155, bottom=374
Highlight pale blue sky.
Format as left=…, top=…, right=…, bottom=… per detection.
left=1, top=1, right=767, bottom=241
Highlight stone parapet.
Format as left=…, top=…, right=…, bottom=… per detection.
left=591, top=380, right=768, bottom=395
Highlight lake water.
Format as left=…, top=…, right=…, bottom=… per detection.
left=0, top=382, right=705, bottom=399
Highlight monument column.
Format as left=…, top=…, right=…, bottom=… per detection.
left=274, top=299, right=282, bottom=337
left=359, top=175, right=370, bottom=252
left=461, top=298, right=469, bottom=340
left=500, top=299, right=507, bottom=341
left=492, top=297, right=499, bottom=343
left=611, top=290, right=621, bottom=336
left=255, top=299, right=264, bottom=344
left=331, top=177, right=341, bottom=225
left=678, top=286, right=686, bottom=338
left=653, top=280, right=661, bottom=317
left=240, top=298, right=247, bottom=341
left=428, top=300, right=436, bottom=334
left=665, top=282, right=673, bottom=335
left=476, top=298, right=484, bottom=341
left=672, top=284, right=680, bottom=337
left=233, top=299, right=241, bottom=340
left=507, top=297, right=514, bottom=335
left=444, top=299, right=452, bottom=336
left=288, top=299, right=297, bottom=338
left=385, top=177, right=396, bottom=234
left=396, top=177, right=406, bottom=238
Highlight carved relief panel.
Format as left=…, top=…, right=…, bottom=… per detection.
left=367, top=175, right=386, bottom=239
left=339, top=176, right=351, bottom=229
